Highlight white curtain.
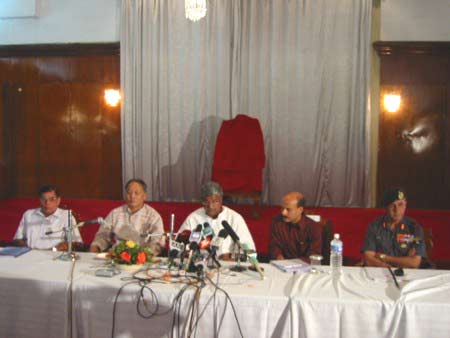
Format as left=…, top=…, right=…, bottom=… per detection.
left=121, top=0, right=372, bottom=206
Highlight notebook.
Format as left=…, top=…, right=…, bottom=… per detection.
left=270, top=258, right=310, bottom=273
left=0, top=246, right=32, bottom=257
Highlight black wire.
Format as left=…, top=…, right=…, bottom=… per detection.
left=111, top=267, right=244, bottom=338
left=205, top=275, right=244, bottom=338
left=111, top=280, right=139, bottom=338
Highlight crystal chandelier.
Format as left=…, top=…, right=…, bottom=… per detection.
left=185, top=0, right=207, bottom=22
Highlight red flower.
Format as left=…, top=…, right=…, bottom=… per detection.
left=120, top=251, right=131, bottom=263
left=137, top=252, right=147, bottom=264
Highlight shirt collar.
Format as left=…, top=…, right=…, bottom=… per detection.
left=35, top=207, right=62, bottom=219
left=126, top=204, right=146, bottom=215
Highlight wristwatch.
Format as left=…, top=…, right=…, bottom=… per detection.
left=379, top=253, right=387, bottom=261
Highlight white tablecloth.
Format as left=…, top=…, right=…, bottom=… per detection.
left=1, top=251, right=450, bottom=338
left=71, top=254, right=293, bottom=338
left=289, top=267, right=450, bottom=338
left=0, top=250, right=73, bottom=338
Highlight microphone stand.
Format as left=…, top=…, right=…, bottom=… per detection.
left=230, top=243, right=246, bottom=272
left=58, top=209, right=79, bottom=261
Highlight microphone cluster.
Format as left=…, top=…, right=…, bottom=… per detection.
left=166, top=220, right=263, bottom=279
left=168, top=223, right=228, bottom=274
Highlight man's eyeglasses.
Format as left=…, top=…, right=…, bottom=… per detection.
left=40, top=196, right=58, bottom=203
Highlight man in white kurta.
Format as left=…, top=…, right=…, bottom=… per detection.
left=90, top=179, right=165, bottom=255
left=14, top=185, right=82, bottom=250
left=178, top=181, right=256, bottom=258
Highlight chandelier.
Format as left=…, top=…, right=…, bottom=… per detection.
left=185, top=0, right=207, bottom=22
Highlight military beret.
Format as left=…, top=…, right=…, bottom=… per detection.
left=382, top=188, right=406, bottom=207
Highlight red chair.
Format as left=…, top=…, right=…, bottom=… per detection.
left=212, top=115, right=265, bottom=218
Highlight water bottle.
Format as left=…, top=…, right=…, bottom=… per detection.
left=330, top=233, right=343, bottom=276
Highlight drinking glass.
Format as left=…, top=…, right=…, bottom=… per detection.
left=309, top=254, right=323, bottom=274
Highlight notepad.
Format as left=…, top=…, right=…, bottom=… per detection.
left=0, top=246, right=32, bottom=257
left=270, top=258, right=310, bottom=273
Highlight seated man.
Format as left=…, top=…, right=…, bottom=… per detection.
left=90, top=179, right=165, bottom=255
left=269, top=192, right=322, bottom=261
left=361, top=188, right=426, bottom=268
left=13, top=185, right=83, bottom=250
left=178, top=181, right=256, bottom=260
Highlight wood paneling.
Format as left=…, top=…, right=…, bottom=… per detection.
left=375, top=42, right=450, bottom=209
left=0, top=44, right=122, bottom=199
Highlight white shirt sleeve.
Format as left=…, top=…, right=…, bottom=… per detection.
left=13, top=212, right=27, bottom=240
left=178, top=209, right=202, bottom=233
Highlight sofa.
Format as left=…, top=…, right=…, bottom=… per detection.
left=1, top=198, right=449, bottom=268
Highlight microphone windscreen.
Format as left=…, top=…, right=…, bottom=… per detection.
left=218, top=228, right=229, bottom=238
left=177, top=230, right=192, bottom=243
left=199, top=237, right=211, bottom=250
left=189, top=231, right=202, bottom=243
left=189, top=242, right=200, bottom=251
left=221, top=221, right=240, bottom=242
left=202, top=224, right=214, bottom=238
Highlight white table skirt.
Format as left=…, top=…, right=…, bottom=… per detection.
left=0, top=250, right=72, bottom=338
left=1, top=251, right=450, bottom=338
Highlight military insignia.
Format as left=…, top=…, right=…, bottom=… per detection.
left=400, top=243, right=407, bottom=249
left=397, top=233, right=413, bottom=243
left=398, top=191, right=404, bottom=200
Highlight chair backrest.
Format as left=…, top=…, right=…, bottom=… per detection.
left=423, top=227, right=434, bottom=260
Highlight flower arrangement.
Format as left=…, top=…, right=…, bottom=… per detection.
left=112, top=240, right=153, bottom=265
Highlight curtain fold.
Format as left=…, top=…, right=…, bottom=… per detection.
left=121, top=0, right=372, bottom=206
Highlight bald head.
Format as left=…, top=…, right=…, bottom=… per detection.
left=283, top=192, right=305, bottom=207
left=281, top=192, right=305, bottom=224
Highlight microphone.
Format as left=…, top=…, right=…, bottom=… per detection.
left=75, top=217, right=104, bottom=228
left=199, top=223, right=214, bottom=250
left=221, top=221, right=240, bottom=244
left=242, top=243, right=264, bottom=280
left=186, top=224, right=203, bottom=272
left=168, top=230, right=191, bottom=259
left=388, top=266, right=400, bottom=289
left=188, top=224, right=203, bottom=245
left=207, top=228, right=228, bottom=269
left=45, top=217, right=104, bottom=235
left=202, top=222, right=214, bottom=238
left=211, top=228, right=229, bottom=249
left=176, top=229, right=192, bottom=244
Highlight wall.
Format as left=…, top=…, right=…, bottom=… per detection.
left=380, top=0, right=450, bottom=41
left=0, top=44, right=122, bottom=199
left=0, top=1, right=448, bottom=203
left=375, top=42, right=450, bottom=209
left=1, top=1, right=449, bottom=45
left=0, top=0, right=120, bottom=44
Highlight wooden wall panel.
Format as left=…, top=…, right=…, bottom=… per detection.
left=375, top=42, right=450, bottom=209
left=0, top=43, right=122, bottom=199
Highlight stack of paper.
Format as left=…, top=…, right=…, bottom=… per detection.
left=270, top=258, right=310, bottom=273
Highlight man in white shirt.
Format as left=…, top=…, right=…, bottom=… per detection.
left=90, top=179, right=165, bottom=255
left=178, top=181, right=256, bottom=260
left=14, top=185, right=83, bottom=250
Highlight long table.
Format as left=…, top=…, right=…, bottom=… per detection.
left=1, top=250, right=450, bottom=338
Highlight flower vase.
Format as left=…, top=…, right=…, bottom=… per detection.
left=117, top=263, right=146, bottom=273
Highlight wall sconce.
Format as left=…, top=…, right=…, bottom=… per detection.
left=104, top=89, right=121, bottom=107
left=383, top=94, right=401, bottom=113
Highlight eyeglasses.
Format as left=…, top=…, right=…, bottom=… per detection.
left=40, top=196, right=58, bottom=203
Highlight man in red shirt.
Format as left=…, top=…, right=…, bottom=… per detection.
left=269, top=192, right=322, bottom=261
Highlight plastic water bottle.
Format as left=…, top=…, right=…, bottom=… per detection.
left=330, top=233, right=343, bottom=276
